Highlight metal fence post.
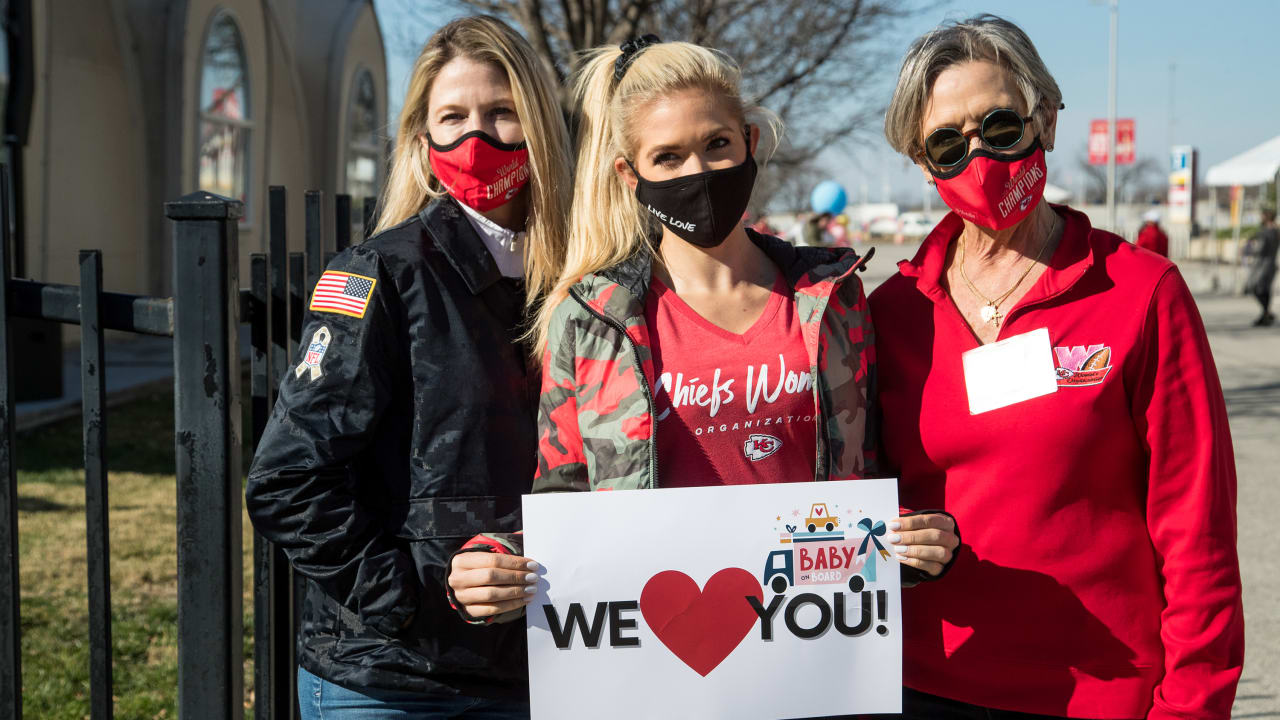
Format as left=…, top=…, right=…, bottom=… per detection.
left=165, top=191, right=244, bottom=720
left=249, top=253, right=275, bottom=720
left=268, top=188, right=290, bottom=381
left=362, top=196, right=377, bottom=240
left=335, top=194, right=351, bottom=254
left=288, top=253, right=305, bottom=346
left=0, top=167, right=22, bottom=720
left=265, top=186, right=297, bottom=720
left=79, top=250, right=113, bottom=720
left=304, top=191, right=324, bottom=296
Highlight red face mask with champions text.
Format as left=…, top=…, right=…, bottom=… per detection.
left=427, top=130, right=530, bottom=212
left=930, top=139, right=1048, bottom=231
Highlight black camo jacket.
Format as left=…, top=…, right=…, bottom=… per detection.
left=246, top=196, right=538, bottom=699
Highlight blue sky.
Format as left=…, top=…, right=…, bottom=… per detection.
left=375, top=0, right=1280, bottom=206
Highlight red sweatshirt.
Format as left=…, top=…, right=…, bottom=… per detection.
left=870, top=206, right=1243, bottom=719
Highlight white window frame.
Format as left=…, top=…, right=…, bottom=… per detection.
left=196, top=10, right=253, bottom=226
left=345, top=68, right=380, bottom=236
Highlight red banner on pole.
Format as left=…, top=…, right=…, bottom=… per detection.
left=1089, top=119, right=1136, bottom=165
left=1115, top=119, right=1135, bottom=165
left=1088, top=120, right=1109, bottom=165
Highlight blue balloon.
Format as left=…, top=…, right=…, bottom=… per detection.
left=810, top=181, right=847, bottom=215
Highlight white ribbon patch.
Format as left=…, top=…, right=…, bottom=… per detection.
left=296, top=326, right=332, bottom=381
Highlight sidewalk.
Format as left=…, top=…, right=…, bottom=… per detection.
left=14, top=327, right=251, bottom=432
left=15, top=335, right=174, bottom=432
left=1191, top=294, right=1279, bottom=719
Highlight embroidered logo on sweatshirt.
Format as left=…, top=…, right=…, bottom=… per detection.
left=1053, top=344, right=1113, bottom=387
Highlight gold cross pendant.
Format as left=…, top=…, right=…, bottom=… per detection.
left=979, top=303, right=1002, bottom=327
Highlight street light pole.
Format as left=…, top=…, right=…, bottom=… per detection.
left=1106, top=0, right=1119, bottom=231
left=1168, top=60, right=1176, bottom=151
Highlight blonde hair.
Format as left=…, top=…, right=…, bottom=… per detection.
left=884, top=14, right=1063, bottom=160
left=376, top=15, right=572, bottom=306
left=531, top=40, right=780, bottom=354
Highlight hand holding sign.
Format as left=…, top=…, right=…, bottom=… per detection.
left=447, top=552, right=539, bottom=618
left=891, top=513, right=959, bottom=580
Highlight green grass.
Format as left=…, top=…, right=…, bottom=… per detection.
left=15, top=386, right=256, bottom=719
left=1214, top=224, right=1260, bottom=239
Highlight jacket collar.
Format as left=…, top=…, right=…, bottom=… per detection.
left=580, top=229, right=870, bottom=323
left=418, top=195, right=504, bottom=295
left=898, top=203, right=1096, bottom=312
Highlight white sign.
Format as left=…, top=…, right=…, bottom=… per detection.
left=961, top=327, right=1058, bottom=414
left=1168, top=145, right=1197, bottom=225
left=523, top=479, right=902, bottom=719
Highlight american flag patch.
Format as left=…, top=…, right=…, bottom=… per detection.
left=309, top=271, right=377, bottom=318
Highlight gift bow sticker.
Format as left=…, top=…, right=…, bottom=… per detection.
left=857, top=518, right=890, bottom=560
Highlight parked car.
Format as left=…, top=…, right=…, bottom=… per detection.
left=898, top=212, right=935, bottom=238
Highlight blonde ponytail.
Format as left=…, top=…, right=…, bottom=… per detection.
left=531, top=41, right=781, bottom=355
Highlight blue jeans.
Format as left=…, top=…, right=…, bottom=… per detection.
left=297, top=667, right=530, bottom=720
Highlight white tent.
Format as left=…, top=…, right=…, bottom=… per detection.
left=1043, top=182, right=1072, bottom=204
left=1205, top=135, right=1280, bottom=186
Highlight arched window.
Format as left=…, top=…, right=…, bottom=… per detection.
left=197, top=13, right=251, bottom=218
left=346, top=69, right=380, bottom=237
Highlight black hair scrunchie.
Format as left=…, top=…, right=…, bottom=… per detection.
left=614, top=34, right=661, bottom=83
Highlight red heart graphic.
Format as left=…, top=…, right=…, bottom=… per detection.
left=639, top=568, right=762, bottom=676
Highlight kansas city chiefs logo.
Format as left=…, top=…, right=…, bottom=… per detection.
left=744, top=434, right=782, bottom=461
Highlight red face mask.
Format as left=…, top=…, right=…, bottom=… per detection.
left=931, top=140, right=1047, bottom=231
left=427, top=131, right=530, bottom=212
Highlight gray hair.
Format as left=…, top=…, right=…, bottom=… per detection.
left=884, top=14, right=1063, bottom=159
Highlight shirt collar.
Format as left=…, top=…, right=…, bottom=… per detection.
left=898, top=204, right=1097, bottom=312
left=457, top=202, right=526, bottom=279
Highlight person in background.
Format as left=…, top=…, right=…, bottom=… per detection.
left=1243, top=207, right=1278, bottom=326
left=245, top=15, right=571, bottom=719
left=827, top=214, right=851, bottom=247
left=1136, top=208, right=1169, bottom=257
left=802, top=211, right=833, bottom=246
left=872, top=13, right=1242, bottom=720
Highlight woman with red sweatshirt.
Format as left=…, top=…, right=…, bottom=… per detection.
left=871, top=14, right=1243, bottom=720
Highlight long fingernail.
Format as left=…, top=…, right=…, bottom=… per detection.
left=889, top=534, right=902, bottom=543
left=524, top=573, right=539, bottom=583
left=895, top=546, right=909, bottom=556
left=523, top=585, right=536, bottom=594
left=888, top=521, right=902, bottom=531
left=526, top=561, right=541, bottom=572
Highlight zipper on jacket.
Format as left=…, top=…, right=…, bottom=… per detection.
left=804, top=261, right=866, bottom=482
left=568, top=288, right=661, bottom=489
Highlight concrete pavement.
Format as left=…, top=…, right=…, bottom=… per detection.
left=1195, top=292, right=1278, bottom=719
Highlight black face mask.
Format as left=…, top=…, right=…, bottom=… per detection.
left=628, top=145, right=758, bottom=248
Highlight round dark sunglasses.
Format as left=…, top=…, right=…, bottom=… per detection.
left=923, top=108, right=1032, bottom=168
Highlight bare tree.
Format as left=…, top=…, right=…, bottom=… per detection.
left=384, top=0, right=936, bottom=212
left=1075, top=146, right=1165, bottom=205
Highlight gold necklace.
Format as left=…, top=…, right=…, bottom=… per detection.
left=956, top=215, right=1057, bottom=328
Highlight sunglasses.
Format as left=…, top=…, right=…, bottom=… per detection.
left=923, top=108, right=1032, bottom=168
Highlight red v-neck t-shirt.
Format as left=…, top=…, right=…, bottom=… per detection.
left=644, top=273, right=817, bottom=487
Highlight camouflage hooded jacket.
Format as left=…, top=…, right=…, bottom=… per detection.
left=446, top=232, right=884, bottom=624
left=535, top=230, right=877, bottom=492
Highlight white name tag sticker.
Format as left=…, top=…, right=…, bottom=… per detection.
left=961, top=327, right=1058, bottom=414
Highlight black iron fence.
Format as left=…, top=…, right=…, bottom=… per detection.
left=0, top=173, right=377, bottom=720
